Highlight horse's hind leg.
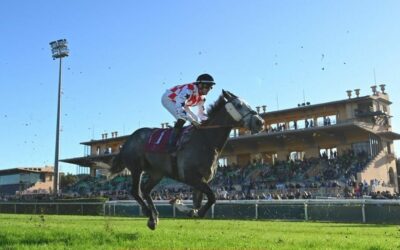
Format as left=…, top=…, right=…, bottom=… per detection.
left=141, top=175, right=162, bottom=230
left=130, top=170, right=151, bottom=218
left=190, top=181, right=216, bottom=218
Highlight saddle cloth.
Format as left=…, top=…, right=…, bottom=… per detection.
left=144, top=126, right=193, bottom=153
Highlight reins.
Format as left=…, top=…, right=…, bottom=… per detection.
left=196, top=124, right=233, bottom=129
left=196, top=97, right=255, bottom=129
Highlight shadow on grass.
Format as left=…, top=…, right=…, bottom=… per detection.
left=319, top=223, right=399, bottom=228
left=115, top=232, right=140, bottom=241
left=0, top=233, right=52, bottom=246
left=0, top=234, right=11, bottom=246
left=0, top=231, right=140, bottom=247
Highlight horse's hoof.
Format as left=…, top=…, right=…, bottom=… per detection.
left=147, top=219, right=157, bottom=230
left=187, top=209, right=199, bottom=218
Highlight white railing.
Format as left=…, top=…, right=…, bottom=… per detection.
left=1, top=199, right=399, bottom=223
left=105, top=199, right=400, bottom=223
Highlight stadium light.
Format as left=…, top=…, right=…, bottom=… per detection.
left=262, top=105, right=267, bottom=113
left=371, top=85, right=377, bottom=95
left=354, top=89, right=360, bottom=98
left=49, top=39, right=69, bottom=195
left=379, top=84, right=386, bottom=94
left=346, top=90, right=352, bottom=99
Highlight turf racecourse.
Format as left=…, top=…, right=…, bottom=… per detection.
left=0, top=214, right=399, bottom=250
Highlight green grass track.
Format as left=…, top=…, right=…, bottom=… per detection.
left=0, top=214, right=399, bottom=249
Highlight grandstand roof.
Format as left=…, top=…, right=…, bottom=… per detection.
left=224, top=121, right=400, bottom=152
left=80, top=135, right=130, bottom=146
left=61, top=153, right=116, bottom=169
left=260, top=94, right=391, bottom=117
left=0, top=167, right=54, bottom=176
left=377, top=131, right=400, bottom=140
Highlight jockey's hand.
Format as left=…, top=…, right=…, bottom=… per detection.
left=198, top=114, right=208, bottom=121
left=191, top=120, right=201, bottom=128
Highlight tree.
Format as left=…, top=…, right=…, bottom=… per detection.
left=60, top=174, right=78, bottom=189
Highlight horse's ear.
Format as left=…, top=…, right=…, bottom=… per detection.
left=228, top=91, right=238, bottom=98
left=222, top=89, right=233, bottom=101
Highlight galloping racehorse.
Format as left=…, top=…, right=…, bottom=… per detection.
left=109, top=90, right=264, bottom=230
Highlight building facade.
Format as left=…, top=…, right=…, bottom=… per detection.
left=62, top=84, right=399, bottom=192
left=0, top=167, right=54, bottom=195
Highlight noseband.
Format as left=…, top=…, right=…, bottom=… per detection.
left=197, top=98, right=257, bottom=130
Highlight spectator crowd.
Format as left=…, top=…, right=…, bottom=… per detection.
left=1, top=150, right=398, bottom=202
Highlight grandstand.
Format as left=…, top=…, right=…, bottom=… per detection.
left=0, top=167, right=54, bottom=196
left=62, top=84, right=399, bottom=197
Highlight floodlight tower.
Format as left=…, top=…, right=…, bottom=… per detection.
left=49, top=39, right=69, bottom=194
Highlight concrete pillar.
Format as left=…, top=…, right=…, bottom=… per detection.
left=90, top=168, right=96, bottom=177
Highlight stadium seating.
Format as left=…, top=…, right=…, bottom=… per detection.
left=22, top=150, right=395, bottom=201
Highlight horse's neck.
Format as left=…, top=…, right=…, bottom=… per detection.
left=201, top=112, right=234, bottom=152
left=206, top=107, right=235, bottom=128
left=201, top=127, right=232, bottom=152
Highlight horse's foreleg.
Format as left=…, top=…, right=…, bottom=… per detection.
left=141, top=175, right=162, bottom=230
left=192, top=189, right=204, bottom=210
left=190, top=182, right=216, bottom=218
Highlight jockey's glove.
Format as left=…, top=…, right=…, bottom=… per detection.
left=198, top=114, right=208, bottom=121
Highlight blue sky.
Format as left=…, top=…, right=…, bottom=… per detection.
left=1, top=1, right=399, bottom=173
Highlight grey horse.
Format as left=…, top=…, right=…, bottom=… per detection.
left=109, top=90, right=264, bottom=230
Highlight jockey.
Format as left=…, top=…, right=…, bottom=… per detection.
left=161, top=73, right=215, bottom=151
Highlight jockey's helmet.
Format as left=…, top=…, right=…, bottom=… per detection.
left=196, top=74, right=215, bottom=86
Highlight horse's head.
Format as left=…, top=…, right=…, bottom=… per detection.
left=222, top=90, right=264, bottom=134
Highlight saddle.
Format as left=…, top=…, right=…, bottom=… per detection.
left=144, top=126, right=193, bottom=153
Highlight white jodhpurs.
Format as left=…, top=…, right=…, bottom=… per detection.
left=161, top=91, right=198, bottom=122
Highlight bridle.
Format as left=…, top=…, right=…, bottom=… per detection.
left=197, top=98, right=257, bottom=130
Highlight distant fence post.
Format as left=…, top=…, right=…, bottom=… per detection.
left=211, top=204, right=215, bottom=219
left=255, top=203, right=258, bottom=219
left=304, top=201, right=308, bottom=221
left=362, top=200, right=366, bottom=223
left=107, top=203, right=110, bottom=216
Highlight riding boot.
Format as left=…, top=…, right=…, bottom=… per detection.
left=168, top=119, right=185, bottom=153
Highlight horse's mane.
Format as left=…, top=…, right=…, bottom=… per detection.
left=203, top=94, right=227, bottom=125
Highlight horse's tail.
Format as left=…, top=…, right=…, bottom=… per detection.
left=111, top=152, right=124, bottom=173
left=107, top=152, right=125, bottom=179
